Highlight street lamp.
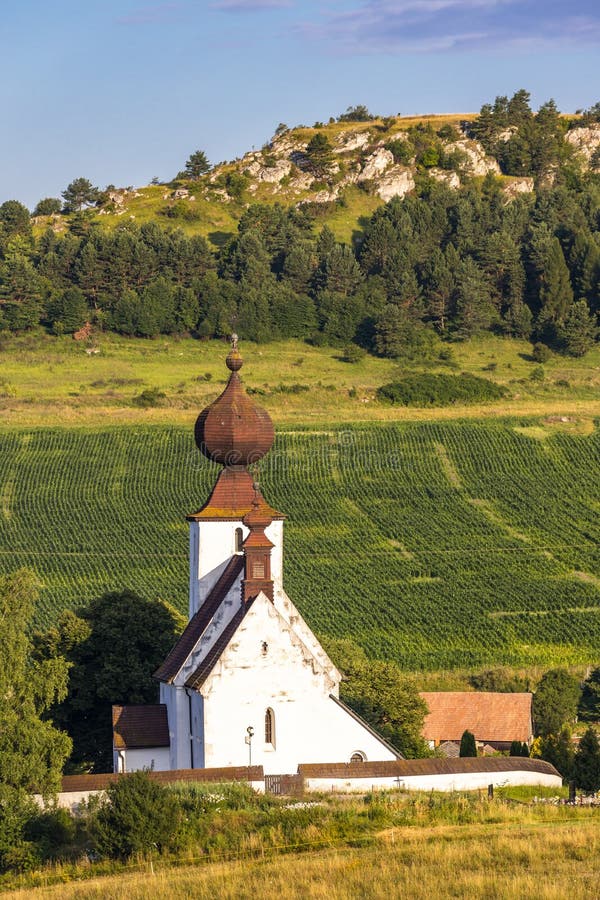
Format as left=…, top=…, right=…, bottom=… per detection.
left=245, top=725, right=254, bottom=767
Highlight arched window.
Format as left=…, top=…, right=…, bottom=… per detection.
left=350, top=751, right=366, bottom=763
left=265, top=708, right=275, bottom=746
left=234, top=528, right=243, bottom=553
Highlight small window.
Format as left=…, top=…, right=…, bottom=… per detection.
left=234, top=528, right=243, bottom=553
left=253, top=561, right=265, bottom=579
left=265, top=708, right=275, bottom=746
left=350, top=752, right=366, bottom=763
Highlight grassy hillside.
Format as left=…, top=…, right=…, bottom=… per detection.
left=32, top=114, right=477, bottom=245
left=1, top=332, right=599, bottom=429
left=1, top=419, right=598, bottom=670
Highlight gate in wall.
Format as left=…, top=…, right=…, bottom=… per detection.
left=265, top=774, right=304, bottom=797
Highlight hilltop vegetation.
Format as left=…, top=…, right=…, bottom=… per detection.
left=0, top=91, right=598, bottom=361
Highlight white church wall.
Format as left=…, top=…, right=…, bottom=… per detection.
left=273, top=586, right=341, bottom=687
left=199, top=596, right=396, bottom=774
left=304, top=768, right=562, bottom=793
left=190, top=521, right=248, bottom=616
left=160, top=682, right=192, bottom=770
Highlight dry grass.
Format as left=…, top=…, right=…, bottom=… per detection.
left=6, top=819, right=599, bottom=899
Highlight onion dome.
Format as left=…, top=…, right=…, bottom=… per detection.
left=195, top=335, right=274, bottom=467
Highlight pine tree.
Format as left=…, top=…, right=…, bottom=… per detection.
left=558, top=300, right=598, bottom=357
left=459, top=730, right=477, bottom=757
left=183, top=150, right=211, bottom=179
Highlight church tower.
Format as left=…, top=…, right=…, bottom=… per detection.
left=151, top=338, right=400, bottom=774
left=186, top=336, right=284, bottom=617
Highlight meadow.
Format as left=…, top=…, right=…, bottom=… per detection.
left=0, top=331, right=599, bottom=429
left=3, top=791, right=599, bottom=899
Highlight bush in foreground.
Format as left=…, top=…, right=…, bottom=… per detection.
left=93, top=771, right=181, bottom=859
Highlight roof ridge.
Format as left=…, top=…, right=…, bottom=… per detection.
left=154, top=554, right=244, bottom=683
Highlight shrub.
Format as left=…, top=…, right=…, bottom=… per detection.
left=93, top=771, right=181, bottom=859
left=24, top=807, right=75, bottom=861
left=459, top=730, right=477, bottom=757
left=377, top=373, right=506, bottom=407
left=385, top=139, right=413, bottom=164
left=132, top=387, right=167, bottom=408
left=340, top=344, right=366, bottom=363
left=530, top=366, right=545, bottom=382
left=532, top=342, right=552, bottom=363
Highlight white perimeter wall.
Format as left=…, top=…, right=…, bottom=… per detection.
left=304, top=769, right=562, bottom=793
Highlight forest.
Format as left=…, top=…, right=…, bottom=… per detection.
left=0, top=92, right=598, bottom=358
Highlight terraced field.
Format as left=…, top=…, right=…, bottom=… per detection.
left=0, top=421, right=598, bottom=669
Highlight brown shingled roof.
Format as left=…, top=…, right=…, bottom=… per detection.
left=154, top=554, right=244, bottom=684
left=61, top=766, right=264, bottom=793
left=112, top=705, right=169, bottom=749
left=298, top=757, right=559, bottom=779
left=420, top=692, right=533, bottom=743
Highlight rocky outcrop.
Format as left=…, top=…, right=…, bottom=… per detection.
left=429, top=168, right=461, bottom=188
left=449, top=139, right=500, bottom=176
left=502, top=177, right=534, bottom=199
left=376, top=166, right=415, bottom=202
left=244, top=158, right=292, bottom=183
left=358, top=148, right=394, bottom=181
left=565, top=126, right=600, bottom=168
left=335, top=131, right=371, bottom=154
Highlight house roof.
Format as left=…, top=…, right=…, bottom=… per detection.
left=329, top=695, right=403, bottom=759
left=154, top=554, right=244, bottom=684
left=420, top=692, right=533, bottom=743
left=112, top=704, right=170, bottom=749
left=298, top=757, right=559, bottom=780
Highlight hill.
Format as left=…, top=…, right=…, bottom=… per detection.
left=31, top=110, right=600, bottom=246
left=1, top=414, right=598, bottom=671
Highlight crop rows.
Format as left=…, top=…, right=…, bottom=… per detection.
left=0, top=422, right=598, bottom=670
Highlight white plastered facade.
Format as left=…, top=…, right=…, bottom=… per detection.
left=160, top=516, right=398, bottom=774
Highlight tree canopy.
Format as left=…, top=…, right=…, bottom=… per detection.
left=0, top=570, right=72, bottom=870
left=326, top=639, right=429, bottom=758
left=533, top=669, right=581, bottom=738
left=35, top=590, right=183, bottom=771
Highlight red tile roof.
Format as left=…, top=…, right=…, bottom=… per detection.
left=187, top=466, right=284, bottom=522
left=420, top=692, right=533, bottom=743
left=112, top=705, right=170, bottom=749
left=154, top=554, right=244, bottom=683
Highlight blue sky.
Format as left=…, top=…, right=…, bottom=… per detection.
left=2, top=1, right=599, bottom=209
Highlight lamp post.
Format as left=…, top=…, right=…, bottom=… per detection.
left=245, top=725, right=254, bottom=768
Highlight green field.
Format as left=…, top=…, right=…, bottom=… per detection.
left=1, top=419, right=598, bottom=669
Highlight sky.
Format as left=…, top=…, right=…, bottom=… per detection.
left=2, top=1, right=600, bottom=209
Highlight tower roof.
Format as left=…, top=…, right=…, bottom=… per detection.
left=194, top=334, right=274, bottom=467
left=188, top=337, right=284, bottom=522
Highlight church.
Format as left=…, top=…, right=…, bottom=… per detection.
left=112, top=338, right=399, bottom=775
